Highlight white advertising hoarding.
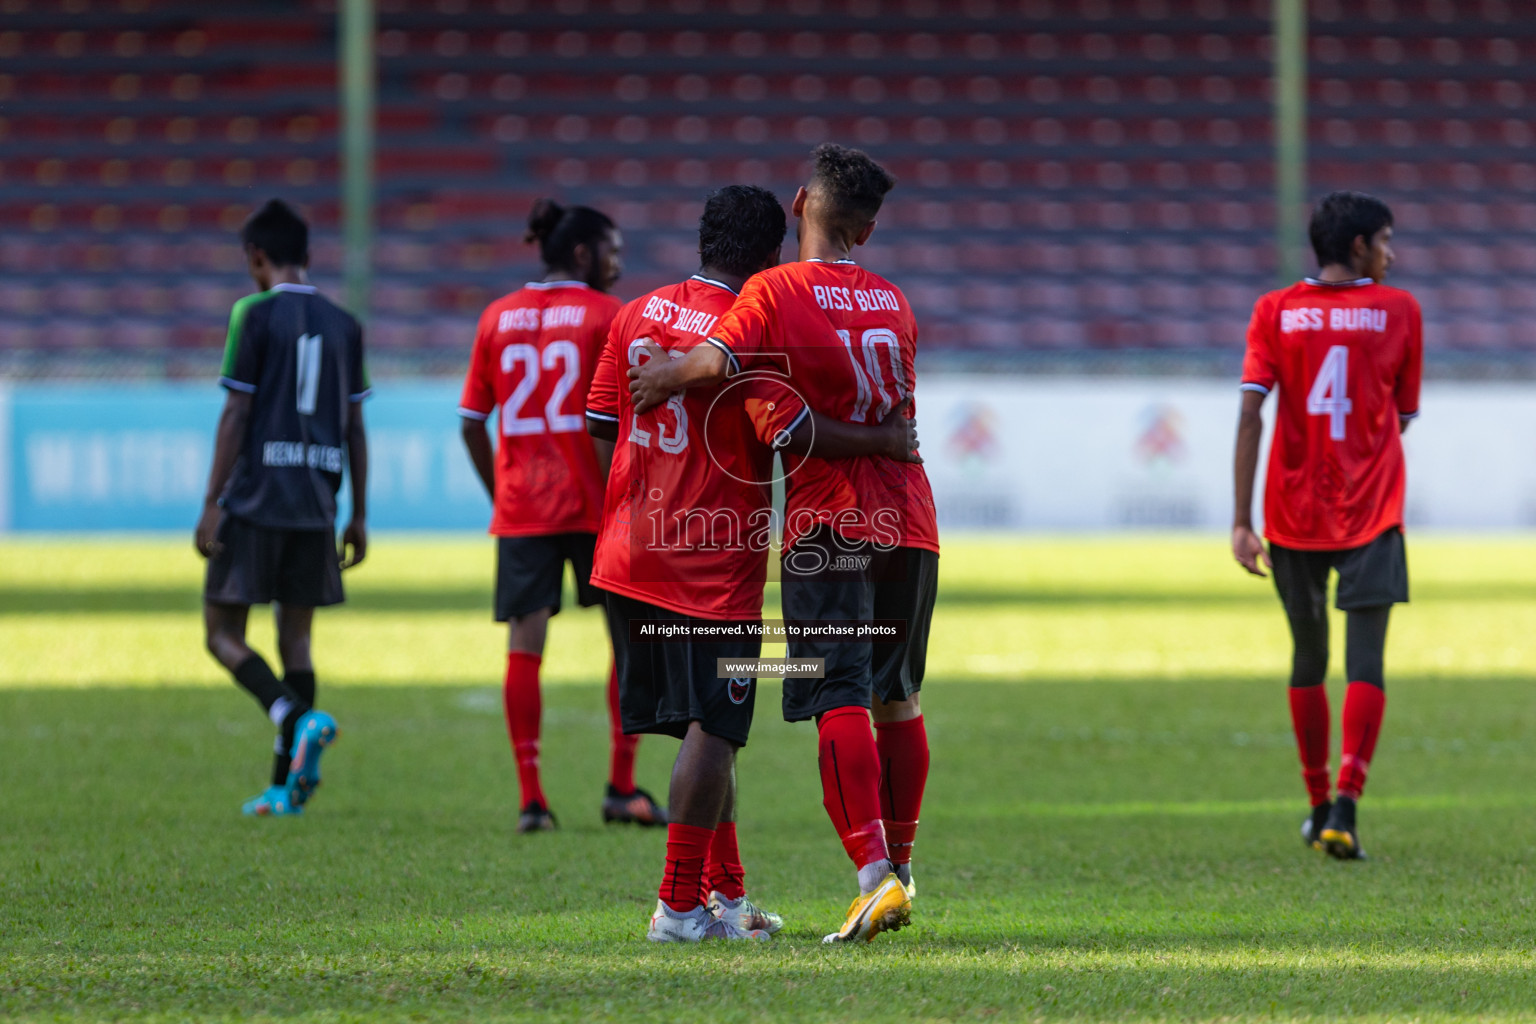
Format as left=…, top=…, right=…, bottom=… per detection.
left=918, top=376, right=1536, bottom=532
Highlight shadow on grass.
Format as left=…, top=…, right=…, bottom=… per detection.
left=8, top=581, right=1536, bottom=615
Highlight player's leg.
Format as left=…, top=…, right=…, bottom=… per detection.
left=870, top=545, right=937, bottom=897
left=270, top=530, right=345, bottom=807
left=568, top=534, right=664, bottom=825
left=274, top=600, right=336, bottom=806
left=783, top=528, right=908, bottom=942
left=1269, top=542, right=1335, bottom=848
left=638, top=605, right=766, bottom=942
left=703, top=646, right=781, bottom=934
left=648, top=722, right=769, bottom=941
left=1320, top=605, right=1389, bottom=859
left=1321, top=528, right=1408, bottom=860
left=784, top=536, right=890, bottom=886
left=272, top=602, right=316, bottom=788
left=1322, top=534, right=1403, bottom=855
left=203, top=517, right=307, bottom=815
left=661, top=723, right=735, bottom=908
left=494, top=536, right=565, bottom=830
left=505, top=608, right=553, bottom=829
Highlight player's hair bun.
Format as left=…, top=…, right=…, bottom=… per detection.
left=525, top=198, right=566, bottom=245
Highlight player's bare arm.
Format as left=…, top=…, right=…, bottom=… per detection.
left=628, top=340, right=729, bottom=414
left=591, top=436, right=615, bottom=481
left=1231, top=388, right=1271, bottom=577
left=460, top=417, right=497, bottom=498
left=586, top=415, right=619, bottom=443
left=779, top=395, right=921, bottom=463
left=195, top=390, right=253, bottom=559
left=341, top=402, right=368, bottom=569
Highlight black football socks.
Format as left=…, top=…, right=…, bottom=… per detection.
left=233, top=653, right=312, bottom=780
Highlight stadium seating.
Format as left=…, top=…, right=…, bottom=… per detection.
left=3, top=0, right=1536, bottom=374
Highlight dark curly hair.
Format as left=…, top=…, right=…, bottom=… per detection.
left=698, top=185, right=786, bottom=278
left=525, top=198, right=615, bottom=274
left=241, top=198, right=308, bottom=266
left=808, top=142, right=896, bottom=241
left=1309, top=191, right=1393, bottom=269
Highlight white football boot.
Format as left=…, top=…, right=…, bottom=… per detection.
left=707, top=891, right=784, bottom=935
left=647, top=901, right=770, bottom=942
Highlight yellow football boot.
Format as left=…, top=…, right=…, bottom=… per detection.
left=822, top=872, right=912, bottom=944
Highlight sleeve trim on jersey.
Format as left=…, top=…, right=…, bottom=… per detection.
left=585, top=409, right=620, bottom=423
left=1399, top=409, right=1421, bottom=420
left=771, top=406, right=811, bottom=450
left=457, top=406, right=491, bottom=421
left=1239, top=383, right=1271, bottom=396
left=219, top=376, right=257, bottom=394
left=348, top=388, right=374, bottom=402
left=705, top=336, right=741, bottom=375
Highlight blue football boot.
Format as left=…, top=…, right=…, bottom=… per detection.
left=285, top=710, right=339, bottom=806
left=242, top=784, right=302, bottom=816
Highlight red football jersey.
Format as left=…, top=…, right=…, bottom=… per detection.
left=1242, top=277, right=1423, bottom=550
left=587, top=275, right=805, bottom=621
left=459, top=280, right=621, bottom=536
left=709, top=259, right=940, bottom=555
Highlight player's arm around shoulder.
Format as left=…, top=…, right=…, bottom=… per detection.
left=766, top=390, right=921, bottom=464
left=627, top=339, right=729, bottom=414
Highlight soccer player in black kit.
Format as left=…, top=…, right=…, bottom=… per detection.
left=195, top=199, right=370, bottom=816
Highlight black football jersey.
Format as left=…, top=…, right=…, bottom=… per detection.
left=217, top=283, right=370, bottom=530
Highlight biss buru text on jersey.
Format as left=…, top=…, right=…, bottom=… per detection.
left=497, top=305, right=589, bottom=333
left=1279, top=307, right=1390, bottom=334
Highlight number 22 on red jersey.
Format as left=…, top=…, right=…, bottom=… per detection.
left=458, top=283, right=619, bottom=536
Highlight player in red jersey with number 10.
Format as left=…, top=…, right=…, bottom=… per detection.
left=459, top=200, right=666, bottom=834
left=1233, top=191, right=1423, bottom=861
left=631, top=145, right=938, bottom=943
left=589, top=185, right=921, bottom=943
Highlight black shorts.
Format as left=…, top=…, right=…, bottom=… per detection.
left=203, top=515, right=343, bottom=608
left=494, top=532, right=602, bottom=621
left=1270, top=526, right=1409, bottom=615
left=603, top=591, right=760, bottom=746
left=779, top=527, right=939, bottom=723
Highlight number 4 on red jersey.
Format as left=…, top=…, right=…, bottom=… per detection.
left=1241, top=277, right=1422, bottom=550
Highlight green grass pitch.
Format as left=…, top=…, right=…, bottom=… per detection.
left=3, top=535, right=1536, bottom=1022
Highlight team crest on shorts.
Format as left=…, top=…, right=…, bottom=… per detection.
left=728, top=677, right=752, bottom=705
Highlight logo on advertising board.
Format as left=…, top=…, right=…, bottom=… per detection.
left=1133, top=403, right=1188, bottom=470
left=938, top=401, right=1016, bottom=528
left=1115, top=402, right=1203, bottom=526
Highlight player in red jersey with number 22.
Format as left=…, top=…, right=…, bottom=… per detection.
left=460, top=199, right=666, bottom=834
left=1233, top=191, right=1422, bottom=861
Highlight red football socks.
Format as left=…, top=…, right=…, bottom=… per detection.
left=503, top=651, right=546, bottom=810
left=705, top=820, right=746, bottom=901
left=1337, top=681, right=1386, bottom=800
left=874, top=715, right=929, bottom=866
left=817, top=706, right=890, bottom=869
left=1287, top=685, right=1332, bottom=807
left=606, top=663, right=639, bottom=794
left=659, top=823, right=715, bottom=912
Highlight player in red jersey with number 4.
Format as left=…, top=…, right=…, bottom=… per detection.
left=1233, top=191, right=1422, bottom=861
left=460, top=199, right=665, bottom=834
